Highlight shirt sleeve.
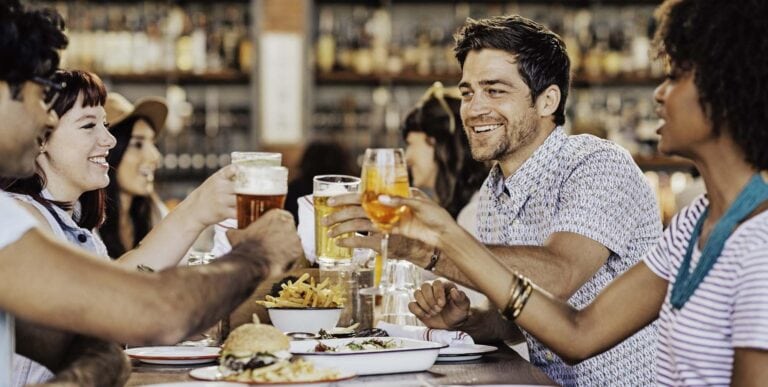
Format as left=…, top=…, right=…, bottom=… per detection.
left=551, top=148, right=653, bottom=259
left=732, top=244, right=768, bottom=350
left=0, top=193, right=39, bottom=250
left=297, top=194, right=316, bottom=264
left=642, top=228, right=673, bottom=281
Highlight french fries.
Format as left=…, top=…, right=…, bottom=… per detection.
left=257, top=273, right=346, bottom=308
left=224, top=358, right=340, bottom=382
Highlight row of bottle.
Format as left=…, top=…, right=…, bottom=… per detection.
left=155, top=105, right=251, bottom=180
left=311, top=84, right=666, bottom=158
left=40, top=2, right=252, bottom=75
left=314, top=3, right=664, bottom=80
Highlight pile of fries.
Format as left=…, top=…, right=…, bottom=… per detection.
left=223, top=359, right=340, bottom=382
left=257, top=273, right=346, bottom=308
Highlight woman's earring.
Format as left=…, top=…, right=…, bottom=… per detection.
left=39, top=145, right=46, bottom=154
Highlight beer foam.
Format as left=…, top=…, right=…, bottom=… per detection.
left=315, top=184, right=355, bottom=197
left=235, top=166, right=288, bottom=195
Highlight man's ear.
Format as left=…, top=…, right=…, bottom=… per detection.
left=535, top=85, right=561, bottom=118
left=0, top=81, right=11, bottom=107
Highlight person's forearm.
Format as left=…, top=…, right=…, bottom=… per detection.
left=47, top=336, right=130, bottom=387
left=0, top=229, right=271, bottom=346
left=436, top=244, right=586, bottom=301
left=460, top=305, right=525, bottom=344
left=127, top=241, right=271, bottom=345
left=115, top=198, right=206, bottom=270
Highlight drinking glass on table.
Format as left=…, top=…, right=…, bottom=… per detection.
left=359, top=148, right=410, bottom=295
left=178, top=251, right=222, bottom=346
left=235, top=165, right=288, bottom=229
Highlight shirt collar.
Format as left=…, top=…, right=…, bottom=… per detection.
left=487, top=126, right=567, bottom=203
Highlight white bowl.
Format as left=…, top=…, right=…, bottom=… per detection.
left=267, top=307, right=342, bottom=334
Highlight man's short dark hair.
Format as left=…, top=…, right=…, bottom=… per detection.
left=653, top=0, right=768, bottom=170
left=454, top=15, right=570, bottom=126
left=0, top=0, right=67, bottom=95
left=454, top=15, right=571, bottom=125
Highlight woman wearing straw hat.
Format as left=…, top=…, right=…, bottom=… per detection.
left=97, top=91, right=237, bottom=265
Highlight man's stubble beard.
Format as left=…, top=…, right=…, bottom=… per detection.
left=467, top=110, right=539, bottom=164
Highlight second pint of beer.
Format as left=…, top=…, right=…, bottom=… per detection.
left=313, top=175, right=360, bottom=264
left=235, top=166, right=288, bottom=229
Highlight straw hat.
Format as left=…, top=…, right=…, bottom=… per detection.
left=105, top=92, right=168, bottom=134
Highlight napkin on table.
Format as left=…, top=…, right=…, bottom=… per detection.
left=376, top=321, right=474, bottom=346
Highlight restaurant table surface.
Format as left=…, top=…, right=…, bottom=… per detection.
left=127, top=343, right=555, bottom=386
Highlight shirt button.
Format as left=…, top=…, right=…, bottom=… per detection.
left=545, top=351, right=554, bottom=362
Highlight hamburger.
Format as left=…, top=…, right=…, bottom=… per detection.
left=219, top=323, right=292, bottom=379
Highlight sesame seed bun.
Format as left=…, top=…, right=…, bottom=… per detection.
left=222, top=324, right=290, bottom=357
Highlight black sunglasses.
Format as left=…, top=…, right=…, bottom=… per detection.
left=31, top=76, right=66, bottom=107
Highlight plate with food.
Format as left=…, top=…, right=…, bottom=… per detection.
left=125, top=346, right=219, bottom=365
left=190, top=323, right=354, bottom=385
left=290, top=337, right=447, bottom=375
left=437, top=344, right=498, bottom=362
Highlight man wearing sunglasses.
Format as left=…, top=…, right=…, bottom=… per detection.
left=0, top=1, right=303, bottom=386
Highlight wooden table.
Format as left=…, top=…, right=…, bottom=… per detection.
left=127, top=344, right=555, bottom=386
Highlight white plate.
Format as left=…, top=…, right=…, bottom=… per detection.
left=125, top=346, right=219, bottom=365
left=290, top=337, right=447, bottom=376
left=437, top=344, right=498, bottom=362
left=189, top=366, right=355, bottom=386
left=143, top=383, right=248, bottom=387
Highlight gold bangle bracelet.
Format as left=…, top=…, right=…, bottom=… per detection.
left=500, top=273, right=526, bottom=321
left=511, top=282, right=534, bottom=320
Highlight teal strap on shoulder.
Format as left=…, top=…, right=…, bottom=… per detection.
left=670, top=173, right=768, bottom=309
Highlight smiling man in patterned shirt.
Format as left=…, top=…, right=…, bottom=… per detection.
left=325, top=14, right=663, bottom=387
left=430, top=15, right=663, bottom=386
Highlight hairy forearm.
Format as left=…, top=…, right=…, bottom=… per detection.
left=129, top=240, right=271, bottom=345
left=47, top=336, right=130, bottom=387
left=435, top=244, right=581, bottom=301
left=0, top=229, right=272, bottom=346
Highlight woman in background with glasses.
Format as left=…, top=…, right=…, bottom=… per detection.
left=402, top=82, right=489, bottom=235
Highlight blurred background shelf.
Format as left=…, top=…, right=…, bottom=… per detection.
left=102, top=71, right=250, bottom=84
left=315, top=70, right=662, bottom=87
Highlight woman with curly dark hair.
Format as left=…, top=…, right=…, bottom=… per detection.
left=402, top=82, right=489, bottom=234
left=390, top=0, right=768, bottom=385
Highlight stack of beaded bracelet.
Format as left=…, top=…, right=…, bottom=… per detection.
left=500, top=272, right=533, bottom=321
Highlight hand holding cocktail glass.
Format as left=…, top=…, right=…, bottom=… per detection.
left=360, top=148, right=410, bottom=295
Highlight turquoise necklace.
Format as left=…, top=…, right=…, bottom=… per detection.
left=670, top=173, right=768, bottom=309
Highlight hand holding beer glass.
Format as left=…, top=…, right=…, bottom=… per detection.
left=314, top=175, right=361, bottom=266
left=235, top=165, right=288, bottom=229
left=360, top=148, right=410, bottom=295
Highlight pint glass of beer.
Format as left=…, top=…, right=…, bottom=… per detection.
left=313, top=175, right=361, bottom=266
left=235, top=165, right=288, bottom=229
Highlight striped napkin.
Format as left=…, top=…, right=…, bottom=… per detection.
left=376, top=321, right=474, bottom=346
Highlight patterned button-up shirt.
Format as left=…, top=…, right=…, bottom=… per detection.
left=477, top=127, right=662, bottom=386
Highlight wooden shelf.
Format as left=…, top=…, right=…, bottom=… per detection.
left=317, top=0, right=661, bottom=5
left=101, top=71, right=249, bottom=84
left=633, top=155, right=693, bottom=170
left=315, top=70, right=661, bottom=87
left=315, top=70, right=460, bottom=86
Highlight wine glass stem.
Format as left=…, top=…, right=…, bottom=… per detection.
left=381, top=232, right=389, bottom=274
